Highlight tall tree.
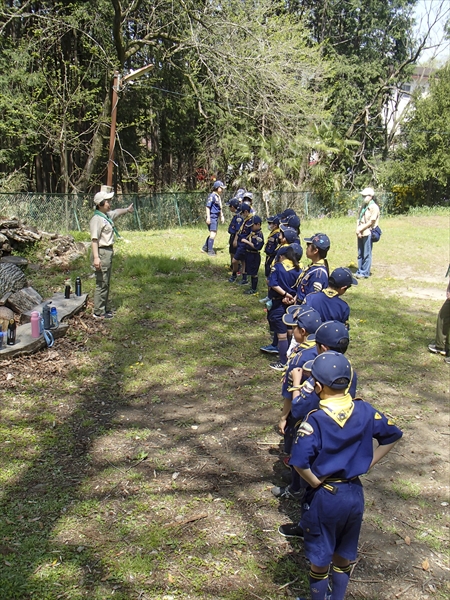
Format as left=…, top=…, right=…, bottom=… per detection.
left=380, top=63, right=450, bottom=204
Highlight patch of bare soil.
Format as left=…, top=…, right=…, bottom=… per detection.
left=2, top=317, right=449, bottom=600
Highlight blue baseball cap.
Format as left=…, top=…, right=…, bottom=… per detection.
left=236, top=188, right=246, bottom=199
left=311, top=351, right=352, bottom=389
left=290, top=242, right=303, bottom=260
left=281, top=214, right=301, bottom=230
left=213, top=180, right=225, bottom=190
left=280, top=208, right=296, bottom=218
left=240, top=202, right=251, bottom=213
left=315, top=321, right=349, bottom=351
left=304, top=232, right=330, bottom=250
left=329, top=267, right=358, bottom=287
left=280, top=226, right=298, bottom=244
left=267, top=215, right=280, bottom=225
left=282, top=306, right=322, bottom=333
left=249, top=215, right=262, bottom=225
left=227, top=198, right=240, bottom=209
left=242, top=191, right=253, bottom=201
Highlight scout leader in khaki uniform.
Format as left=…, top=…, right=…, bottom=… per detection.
left=90, top=189, right=134, bottom=319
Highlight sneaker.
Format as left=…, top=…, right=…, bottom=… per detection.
left=228, top=275, right=237, bottom=283
left=271, top=486, right=304, bottom=501
left=104, top=311, right=114, bottom=319
left=282, top=456, right=291, bottom=468
left=278, top=523, right=305, bottom=539
left=259, top=295, right=270, bottom=304
left=201, top=245, right=208, bottom=253
left=243, top=289, right=257, bottom=295
left=260, top=344, right=279, bottom=354
left=207, top=250, right=216, bottom=256
left=428, top=344, right=446, bottom=356
left=237, top=279, right=249, bottom=285
left=270, top=361, right=286, bottom=371
left=92, top=313, right=104, bottom=320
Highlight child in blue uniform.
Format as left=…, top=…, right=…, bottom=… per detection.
left=277, top=321, right=357, bottom=533
left=271, top=307, right=322, bottom=500
left=240, top=215, right=265, bottom=295
left=290, top=352, right=403, bottom=600
left=226, top=198, right=243, bottom=268
left=293, top=233, right=330, bottom=303
left=303, top=267, right=358, bottom=328
left=203, top=180, right=225, bottom=256
left=228, top=202, right=252, bottom=284
left=264, top=246, right=301, bottom=370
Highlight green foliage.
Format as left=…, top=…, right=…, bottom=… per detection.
left=381, top=64, right=450, bottom=204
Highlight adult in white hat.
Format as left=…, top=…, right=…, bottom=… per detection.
left=90, top=188, right=134, bottom=319
left=355, top=187, right=380, bottom=279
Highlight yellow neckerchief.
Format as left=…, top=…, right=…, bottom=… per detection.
left=269, top=227, right=280, bottom=239
left=296, top=258, right=326, bottom=286
left=281, top=258, right=296, bottom=272
left=322, top=288, right=339, bottom=298
left=237, top=214, right=252, bottom=235
left=319, top=393, right=354, bottom=427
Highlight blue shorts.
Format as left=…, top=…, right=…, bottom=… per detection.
left=245, top=253, right=261, bottom=276
left=267, top=300, right=287, bottom=334
left=234, top=244, right=247, bottom=262
left=208, top=218, right=219, bottom=232
left=301, top=480, right=364, bottom=567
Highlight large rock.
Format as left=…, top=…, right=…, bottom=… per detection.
left=0, top=263, right=27, bottom=296
left=7, top=287, right=43, bottom=314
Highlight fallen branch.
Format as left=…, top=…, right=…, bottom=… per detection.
left=395, top=583, right=416, bottom=598
left=278, top=577, right=298, bottom=589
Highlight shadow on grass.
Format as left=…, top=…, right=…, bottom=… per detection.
left=0, top=251, right=446, bottom=599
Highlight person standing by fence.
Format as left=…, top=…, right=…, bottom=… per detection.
left=90, top=189, right=133, bottom=319
left=355, top=187, right=380, bottom=279
left=202, top=180, right=225, bottom=256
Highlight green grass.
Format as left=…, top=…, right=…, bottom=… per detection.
left=0, top=213, right=449, bottom=599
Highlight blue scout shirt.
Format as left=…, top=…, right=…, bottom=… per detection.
left=304, top=289, right=350, bottom=327
left=264, top=228, right=281, bottom=257
left=268, top=259, right=301, bottom=300
left=290, top=399, right=403, bottom=480
left=206, top=192, right=222, bottom=217
left=295, top=260, right=329, bottom=302
left=282, top=339, right=318, bottom=399
left=228, top=213, right=243, bottom=235
left=236, top=215, right=253, bottom=242
left=244, top=230, right=265, bottom=253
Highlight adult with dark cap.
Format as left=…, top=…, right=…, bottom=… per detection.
left=90, top=188, right=134, bottom=319
left=355, top=186, right=380, bottom=279
left=202, top=180, right=225, bottom=256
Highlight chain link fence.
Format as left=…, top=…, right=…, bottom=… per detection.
left=0, top=190, right=395, bottom=233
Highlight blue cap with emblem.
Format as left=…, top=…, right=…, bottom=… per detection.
left=248, top=215, right=262, bottom=225
left=311, top=351, right=351, bottom=389
left=304, top=232, right=330, bottom=250
left=280, top=226, right=298, bottom=244
left=315, top=321, right=349, bottom=352
left=213, top=180, right=225, bottom=190
left=267, top=215, right=280, bottom=225
left=329, top=267, right=358, bottom=287
left=227, top=198, right=240, bottom=208
left=282, top=306, right=322, bottom=333
left=240, top=202, right=251, bottom=213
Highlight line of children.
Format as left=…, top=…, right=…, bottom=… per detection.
left=290, top=351, right=402, bottom=600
